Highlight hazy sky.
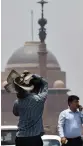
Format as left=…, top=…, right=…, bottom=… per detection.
left=1, top=0, right=83, bottom=103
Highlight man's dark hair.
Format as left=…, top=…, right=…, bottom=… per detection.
left=68, top=95, right=79, bottom=105
left=29, top=77, right=43, bottom=94
left=14, top=83, right=27, bottom=99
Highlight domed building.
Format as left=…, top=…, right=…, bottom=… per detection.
left=1, top=0, right=69, bottom=134
left=4, top=41, right=66, bottom=88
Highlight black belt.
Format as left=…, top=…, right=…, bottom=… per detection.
left=67, top=136, right=81, bottom=140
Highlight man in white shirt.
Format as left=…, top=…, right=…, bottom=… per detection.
left=58, top=95, right=83, bottom=146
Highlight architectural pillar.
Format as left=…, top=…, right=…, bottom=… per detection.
left=38, top=43, right=48, bottom=78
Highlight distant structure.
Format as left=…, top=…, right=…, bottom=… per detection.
left=38, top=0, right=48, bottom=43
left=31, top=10, right=34, bottom=41
left=1, top=0, right=69, bottom=134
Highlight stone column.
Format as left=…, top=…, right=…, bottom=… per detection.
left=38, top=43, right=48, bottom=78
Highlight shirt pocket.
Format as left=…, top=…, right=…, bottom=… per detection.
left=74, top=114, right=81, bottom=125
left=65, top=113, right=75, bottom=124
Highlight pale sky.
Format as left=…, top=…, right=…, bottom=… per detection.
left=1, top=0, right=83, bottom=103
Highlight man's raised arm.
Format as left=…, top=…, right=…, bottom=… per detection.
left=33, top=75, right=48, bottom=102
left=13, top=100, right=19, bottom=116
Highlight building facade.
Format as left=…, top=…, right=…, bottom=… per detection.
left=1, top=0, right=70, bottom=134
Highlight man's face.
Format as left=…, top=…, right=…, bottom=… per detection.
left=70, top=99, right=79, bottom=109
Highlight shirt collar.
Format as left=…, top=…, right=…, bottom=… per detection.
left=68, top=108, right=79, bottom=113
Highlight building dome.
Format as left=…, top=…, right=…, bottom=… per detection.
left=6, top=42, right=60, bottom=70
left=53, top=80, right=65, bottom=88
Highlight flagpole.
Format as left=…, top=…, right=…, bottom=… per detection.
left=31, top=10, right=33, bottom=41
